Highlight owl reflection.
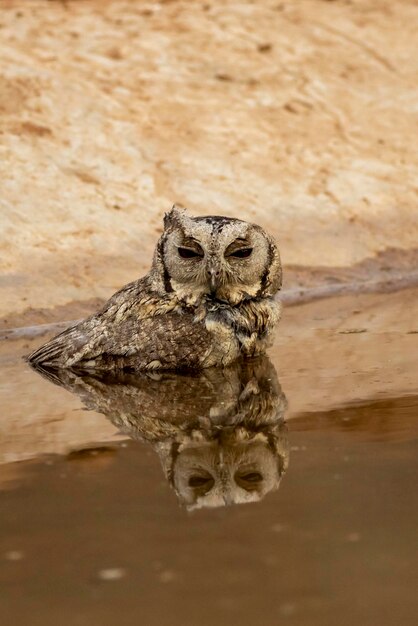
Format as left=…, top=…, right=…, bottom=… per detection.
left=34, top=357, right=288, bottom=510
left=171, top=429, right=288, bottom=509
left=28, top=206, right=282, bottom=371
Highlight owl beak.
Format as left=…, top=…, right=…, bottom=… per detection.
left=208, top=267, right=220, bottom=295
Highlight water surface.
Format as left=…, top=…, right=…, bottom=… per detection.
left=1, top=291, right=417, bottom=626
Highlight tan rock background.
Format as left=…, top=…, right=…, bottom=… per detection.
left=1, top=0, right=418, bottom=328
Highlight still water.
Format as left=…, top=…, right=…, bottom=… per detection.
left=1, top=290, right=417, bottom=626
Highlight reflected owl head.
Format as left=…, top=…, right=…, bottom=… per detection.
left=164, top=423, right=289, bottom=510
left=153, top=205, right=282, bottom=305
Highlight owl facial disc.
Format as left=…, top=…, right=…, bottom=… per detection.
left=155, top=205, right=282, bottom=306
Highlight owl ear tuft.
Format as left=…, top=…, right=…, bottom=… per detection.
left=164, top=204, right=187, bottom=230
left=259, top=236, right=282, bottom=297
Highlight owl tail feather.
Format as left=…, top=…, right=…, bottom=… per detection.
left=26, top=322, right=89, bottom=368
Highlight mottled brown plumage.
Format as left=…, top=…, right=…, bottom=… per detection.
left=34, top=356, right=288, bottom=509
left=27, top=206, right=282, bottom=371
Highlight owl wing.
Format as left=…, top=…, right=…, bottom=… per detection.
left=27, top=278, right=147, bottom=367
left=104, top=311, right=212, bottom=370
left=27, top=278, right=212, bottom=370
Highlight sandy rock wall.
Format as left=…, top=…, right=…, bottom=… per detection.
left=1, top=0, right=418, bottom=325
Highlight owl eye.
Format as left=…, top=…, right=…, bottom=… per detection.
left=235, top=470, right=263, bottom=491
left=239, top=471, right=263, bottom=483
left=188, top=475, right=213, bottom=488
left=228, top=248, right=253, bottom=259
left=178, top=246, right=203, bottom=259
left=188, top=473, right=215, bottom=495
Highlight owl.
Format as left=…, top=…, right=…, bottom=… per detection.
left=33, top=356, right=289, bottom=509
left=27, top=205, right=282, bottom=371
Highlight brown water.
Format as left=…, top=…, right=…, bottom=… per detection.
left=1, top=290, right=417, bottom=626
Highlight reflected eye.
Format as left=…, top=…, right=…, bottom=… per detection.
left=178, top=247, right=203, bottom=259
left=235, top=470, right=263, bottom=491
left=228, top=248, right=253, bottom=259
left=239, top=472, right=262, bottom=483
left=188, top=475, right=212, bottom=487
left=188, top=474, right=215, bottom=496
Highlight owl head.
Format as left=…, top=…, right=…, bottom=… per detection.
left=152, top=205, right=282, bottom=305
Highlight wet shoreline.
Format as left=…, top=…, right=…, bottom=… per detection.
left=2, top=268, right=418, bottom=341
